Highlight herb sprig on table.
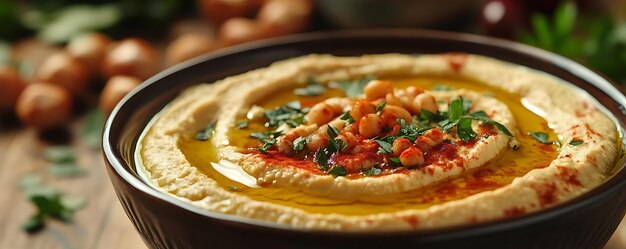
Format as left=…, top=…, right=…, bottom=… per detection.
left=19, top=176, right=86, bottom=233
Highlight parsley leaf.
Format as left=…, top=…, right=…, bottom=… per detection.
left=294, top=82, right=325, bottom=97
left=374, top=139, right=392, bottom=154
left=43, top=146, right=86, bottom=178
left=18, top=176, right=86, bottom=233
left=195, top=122, right=216, bottom=141
left=456, top=118, right=477, bottom=141
left=328, top=165, right=347, bottom=177
left=337, top=76, right=376, bottom=98
left=236, top=120, right=248, bottom=129
left=376, top=101, right=387, bottom=114
left=569, top=139, right=583, bottom=146
left=293, top=136, right=307, bottom=152
left=250, top=131, right=283, bottom=142
left=528, top=132, right=556, bottom=144
left=339, top=111, right=355, bottom=124
left=258, top=139, right=276, bottom=154
left=363, top=167, right=382, bottom=176
left=264, top=102, right=307, bottom=128
left=315, top=148, right=328, bottom=171
left=449, top=97, right=464, bottom=121
left=388, top=157, right=402, bottom=166
left=466, top=111, right=513, bottom=136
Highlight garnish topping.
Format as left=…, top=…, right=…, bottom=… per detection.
left=328, top=165, right=347, bottom=177
left=363, top=167, right=382, bottom=176
left=569, top=139, right=583, bottom=146
left=195, top=122, right=216, bottom=141
left=292, top=136, right=307, bottom=152
left=339, top=111, right=355, bottom=124
left=236, top=120, right=249, bottom=129
left=294, top=78, right=325, bottom=97
left=336, top=76, right=376, bottom=98
left=263, top=101, right=308, bottom=128
left=528, top=131, right=559, bottom=145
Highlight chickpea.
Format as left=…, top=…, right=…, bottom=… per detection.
left=257, top=0, right=312, bottom=36
left=198, top=0, right=262, bottom=24
left=35, top=52, right=89, bottom=94
left=337, top=132, right=357, bottom=151
left=380, top=105, right=412, bottom=124
left=307, top=133, right=327, bottom=151
left=415, top=129, right=445, bottom=152
left=166, top=33, right=217, bottom=66
left=392, top=138, right=412, bottom=157
left=218, top=17, right=266, bottom=46
left=349, top=100, right=376, bottom=121
left=99, top=76, right=142, bottom=115
left=358, top=113, right=383, bottom=139
left=102, top=38, right=160, bottom=80
left=364, top=80, right=393, bottom=101
left=16, top=83, right=73, bottom=129
left=385, top=93, right=403, bottom=107
left=67, top=32, right=111, bottom=76
left=0, top=66, right=26, bottom=111
left=405, top=86, right=424, bottom=99
left=306, top=102, right=336, bottom=126
left=414, top=93, right=438, bottom=114
left=399, top=146, right=425, bottom=167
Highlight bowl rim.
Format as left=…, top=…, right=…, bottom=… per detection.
left=102, top=28, right=626, bottom=237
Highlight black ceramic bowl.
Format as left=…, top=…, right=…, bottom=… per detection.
left=103, top=30, right=626, bottom=249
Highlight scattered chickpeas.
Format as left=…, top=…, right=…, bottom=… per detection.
left=35, top=52, right=90, bottom=94
left=67, top=32, right=111, bottom=76
left=392, top=138, right=412, bottom=157
left=0, top=65, right=26, bottom=111
left=199, top=0, right=262, bottom=24
left=99, top=76, right=142, bottom=115
left=257, top=0, right=312, bottom=36
left=166, top=33, right=218, bottom=66
left=399, top=146, right=425, bottom=167
left=358, top=113, right=383, bottom=139
left=101, top=38, right=160, bottom=81
left=414, top=93, right=438, bottom=114
left=218, top=17, right=267, bottom=46
left=380, top=105, right=412, bottom=126
left=364, top=80, right=393, bottom=101
left=16, top=83, right=73, bottom=129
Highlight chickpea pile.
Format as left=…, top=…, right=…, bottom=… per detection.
left=1, top=33, right=152, bottom=130
left=278, top=80, right=448, bottom=170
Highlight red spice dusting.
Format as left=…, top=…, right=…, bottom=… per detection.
left=331, top=152, right=382, bottom=174
left=584, top=123, right=604, bottom=138
left=534, top=183, right=558, bottom=207
left=253, top=150, right=324, bottom=174
left=424, top=143, right=461, bottom=171
left=469, top=216, right=479, bottom=224
left=555, top=166, right=582, bottom=187
left=457, top=138, right=478, bottom=147
left=404, top=216, right=419, bottom=228
left=504, top=207, right=527, bottom=217
left=444, top=52, right=468, bottom=73
left=436, top=182, right=458, bottom=196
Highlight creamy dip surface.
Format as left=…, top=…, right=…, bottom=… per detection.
left=136, top=54, right=622, bottom=230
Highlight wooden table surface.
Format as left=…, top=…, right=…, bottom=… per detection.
left=1, top=115, right=625, bottom=249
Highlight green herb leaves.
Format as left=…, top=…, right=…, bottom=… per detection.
left=82, top=109, right=105, bottom=149
left=434, top=97, right=512, bottom=142
left=292, top=137, right=307, bottom=152
left=18, top=176, right=86, bottom=233
left=363, top=167, right=382, bottom=176
left=236, top=120, right=248, bottom=129
left=339, top=111, right=355, bottom=124
left=44, top=146, right=86, bottom=177
left=337, top=76, right=376, bottom=98
left=294, top=78, right=326, bottom=97
left=315, top=148, right=328, bottom=171
left=195, top=122, right=216, bottom=141
left=374, top=139, right=392, bottom=154
left=376, top=101, right=386, bottom=114
left=569, top=139, right=583, bottom=146
left=313, top=125, right=348, bottom=177
left=328, top=165, right=347, bottom=177
left=528, top=131, right=561, bottom=146
left=250, top=131, right=283, bottom=153
left=263, top=101, right=307, bottom=128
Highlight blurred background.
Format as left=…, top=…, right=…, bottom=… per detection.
left=0, top=0, right=625, bottom=248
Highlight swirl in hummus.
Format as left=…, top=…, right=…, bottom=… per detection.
left=137, top=54, right=621, bottom=231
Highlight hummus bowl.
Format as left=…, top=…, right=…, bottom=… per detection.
left=103, top=30, right=626, bottom=249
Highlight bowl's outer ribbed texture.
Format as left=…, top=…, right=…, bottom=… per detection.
left=102, top=30, right=626, bottom=249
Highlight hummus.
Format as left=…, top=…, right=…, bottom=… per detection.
left=137, top=54, right=621, bottom=230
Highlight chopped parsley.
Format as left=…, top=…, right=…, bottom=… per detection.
left=569, top=139, right=584, bottom=146
left=227, top=186, right=239, bottom=191
left=363, top=167, right=382, bottom=176
left=325, top=125, right=346, bottom=153
left=236, top=120, right=248, bottom=129
left=528, top=131, right=559, bottom=145
left=336, top=76, right=376, bottom=98
left=18, top=176, right=86, bottom=233
left=195, top=122, right=216, bottom=141
left=328, top=165, right=347, bottom=177
left=293, top=136, right=307, bottom=152
left=250, top=131, right=283, bottom=154
left=376, top=101, right=387, bottom=114
left=388, top=157, right=402, bottom=166
left=43, top=146, right=86, bottom=177
left=339, top=111, right=355, bottom=124
left=315, top=148, right=328, bottom=171
left=374, top=139, right=392, bottom=154
left=294, top=79, right=326, bottom=97
left=263, top=101, right=308, bottom=128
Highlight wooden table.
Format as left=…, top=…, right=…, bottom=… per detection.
left=1, top=116, right=625, bottom=249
